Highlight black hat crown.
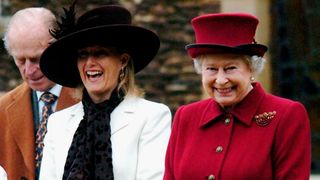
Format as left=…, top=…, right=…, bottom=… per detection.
left=77, top=5, right=132, bottom=30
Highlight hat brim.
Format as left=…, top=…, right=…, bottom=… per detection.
left=40, top=25, right=160, bottom=87
left=186, top=44, right=267, bottom=58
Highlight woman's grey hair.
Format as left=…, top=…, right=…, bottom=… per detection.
left=193, top=54, right=266, bottom=75
left=2, top=7, right=56, bottom=55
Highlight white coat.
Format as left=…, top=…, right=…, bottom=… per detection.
left=0, top=165, right=7, bottom=180
left=39, top=97, right=172, bottom=180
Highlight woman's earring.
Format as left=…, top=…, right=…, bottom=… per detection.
left=250, top=76, right=255, bottom=81
left=119, top=67, right=125, bottom=81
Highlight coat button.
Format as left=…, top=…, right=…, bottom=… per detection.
left=224, top=118, right=230, bottom=125
left=208, top=174, right=215, bottom=180
left=216, top=146, right=223, bottom=153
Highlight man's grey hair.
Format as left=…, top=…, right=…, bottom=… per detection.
left=2, top=7, right=56, bottom=55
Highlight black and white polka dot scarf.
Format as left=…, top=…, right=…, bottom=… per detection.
left=63, top=89, right=124, bottom=180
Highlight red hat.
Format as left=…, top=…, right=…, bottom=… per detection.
left=186, top=13, right=267, bottom=58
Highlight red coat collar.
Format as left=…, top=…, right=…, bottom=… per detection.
left=200, top=83, right=266, bottom=127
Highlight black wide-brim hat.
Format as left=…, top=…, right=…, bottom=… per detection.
left=40, top=5, right=160, bottom=88
left=186, top=13, right=268, bottom=58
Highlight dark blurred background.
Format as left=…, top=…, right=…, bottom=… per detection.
left=0, top=0, right=319, bottom=174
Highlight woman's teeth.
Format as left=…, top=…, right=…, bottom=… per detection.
left=86, top=71, right=102, bottom=77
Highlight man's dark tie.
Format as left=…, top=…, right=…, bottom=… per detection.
left=35, top=92, right=57, bottom=171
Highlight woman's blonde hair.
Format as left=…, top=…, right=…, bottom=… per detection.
left=117, top=55, right=144, bottom=97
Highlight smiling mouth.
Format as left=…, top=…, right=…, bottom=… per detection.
left=86, top=71, right=103, bottom=78
left=216, top=87, right=233, bottom=94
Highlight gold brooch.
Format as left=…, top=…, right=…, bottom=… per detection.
left=254, top=111, right=276, bottom=126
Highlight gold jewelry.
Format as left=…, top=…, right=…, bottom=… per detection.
left=254, top=111, right=276, bottom=126
left=119, top=67, right=125, bottom=81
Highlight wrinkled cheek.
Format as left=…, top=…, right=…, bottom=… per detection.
left=213, top=90, right=224, bottom=102
left=202, top=81, right=214, bottom=97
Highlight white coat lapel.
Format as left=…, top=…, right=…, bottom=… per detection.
left=111, top=97, right=137, bottom=135
left=62, top=99, right=137, bottom=136
left=65, top=103, right=84, bottom=134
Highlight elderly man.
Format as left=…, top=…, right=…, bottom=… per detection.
left=0, top=8, right=77, bottom=179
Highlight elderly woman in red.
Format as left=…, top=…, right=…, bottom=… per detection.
left=164, top=13, right=311, bottom=180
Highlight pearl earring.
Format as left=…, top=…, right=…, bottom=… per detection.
left=250, top=76, right=255, bottom=81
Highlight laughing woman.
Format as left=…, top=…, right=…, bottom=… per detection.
left=39, top=4, right=171, bottom=180
left=164, top=13, right=311, bottom=180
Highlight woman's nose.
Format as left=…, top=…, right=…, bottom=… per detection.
left=215, top=70, right=229, bottom=84
left=86, top=56, right=96, bottom=64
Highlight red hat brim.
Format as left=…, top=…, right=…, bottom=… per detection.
left=186, top=43, right=268, bottom=58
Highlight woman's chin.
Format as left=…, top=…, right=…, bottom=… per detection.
left=86, top=88, right=104, bottom=96
left=214, top=97, right=237, bottom=108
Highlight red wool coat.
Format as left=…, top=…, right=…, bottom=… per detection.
left=164, top=83, right=311, bottom=180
